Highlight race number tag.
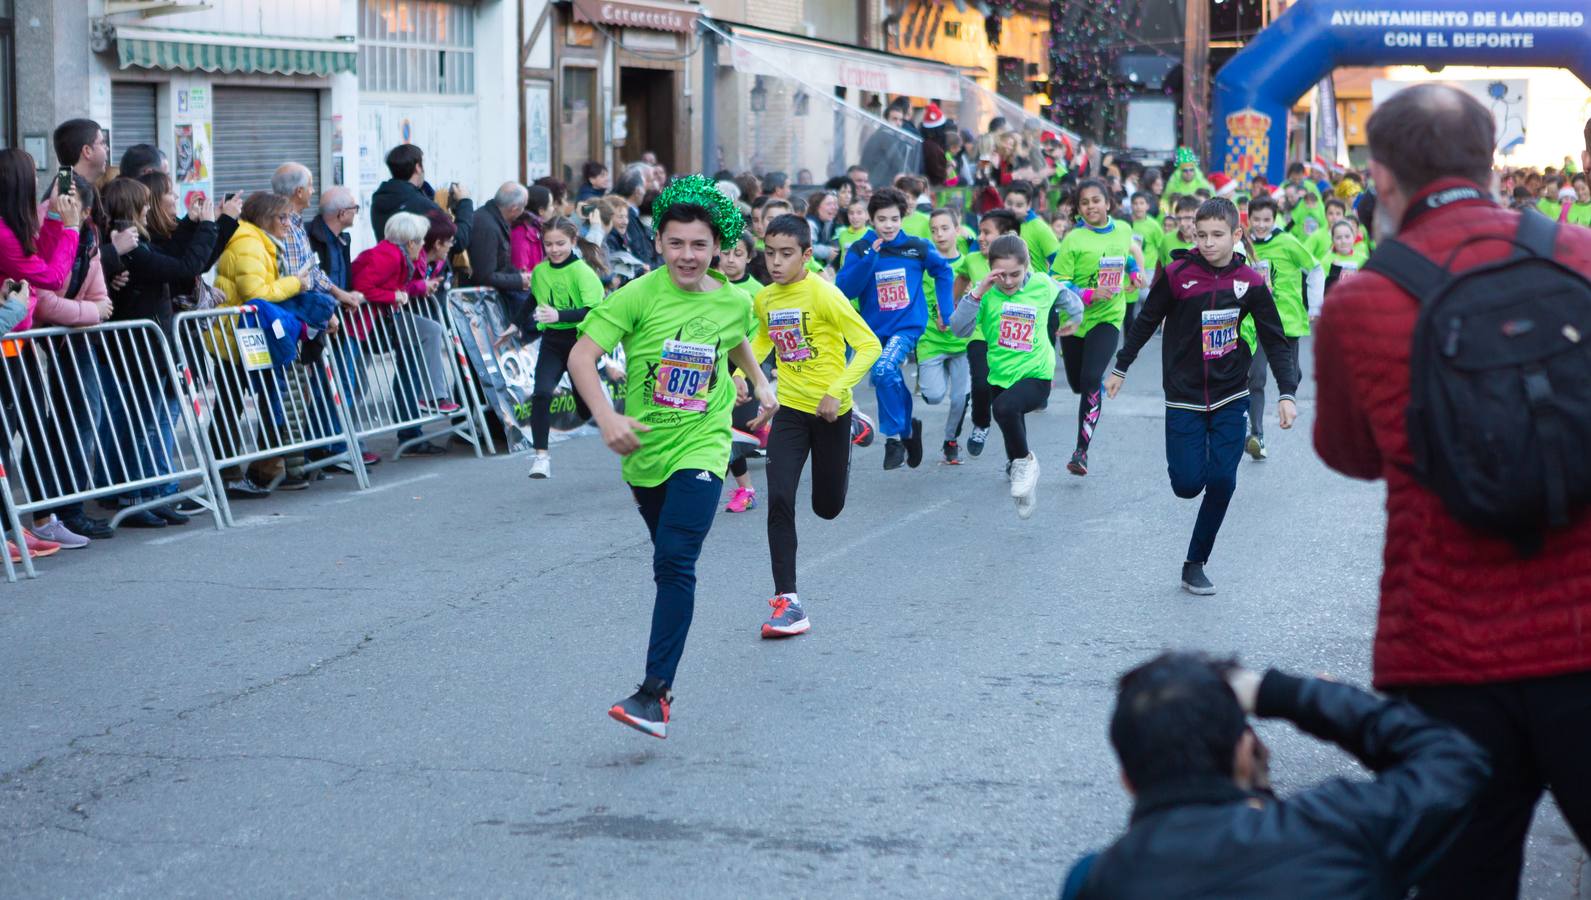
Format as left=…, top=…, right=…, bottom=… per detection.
left=875, top=269, right=911, bottom=311
left=766, top=308, right=810, bottom=362
left=1253, top=259, right=1272, bottom=288
left=653, top=339, right=715, bottom=413
left=997, top=303, right=1037, bottom=352
left=1201, top=309, right=1241, bottom=360
left=1337, top=260, right=1359, bottom=273
left=236, top=327, right=274, bottom=372
left=1096, top=256, right=1126, bottom=294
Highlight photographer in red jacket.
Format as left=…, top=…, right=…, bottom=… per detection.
left=1314, top=84, right=1591, bottom=899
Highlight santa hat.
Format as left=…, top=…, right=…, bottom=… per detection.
left=1560, top=186, right=1578, bottom=203
left=1209, top=172, right=1236, bottom=197
left=922, top=104, right=946, bottom=129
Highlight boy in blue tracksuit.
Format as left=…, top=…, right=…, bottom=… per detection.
left=836, top=187, right=955, bottom=470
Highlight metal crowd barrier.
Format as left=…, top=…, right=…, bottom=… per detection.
left=174, top=305, right=369, bottom=527
left=325, top=291, right=490, bottom=461
left=0, top=321, right=224, bottom=582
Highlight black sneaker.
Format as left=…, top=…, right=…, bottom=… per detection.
left=883, top=438, right=906, bottom=470
left=608, top=678, right=672, bottom=739
left=905, top=418, right=924, bottom=468
left=1067, top=449, right=1089, bottom=476
left=226, top=478, right=272, bottom=499
left=942, top=440, right=961, bottom=465
left=277, top=474, right=311, bottom=492
left=152, top=505, right=190, bottom=525
left=119, top=509, right=167, bottom=529
left=967, top=426, right=989, bottom=457
left=62, top=515, right=114, bottom=540
left=1181, top=562, right=1216, bottom=596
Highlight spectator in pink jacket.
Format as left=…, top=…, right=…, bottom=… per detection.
left=349, top=211, right=457, bottom=457
left=0, top=147, right=83, bottom=561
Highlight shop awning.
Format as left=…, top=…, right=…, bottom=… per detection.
left=114, top=26, right=357, bottom=77
left=572, top=0, right=699, bottom=33
left=719, top=22, right=964, bottom=101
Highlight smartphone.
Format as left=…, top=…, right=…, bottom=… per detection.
left=1, top=279, right=19, bottom=297
left=224, top=192, right=237, bottom=202
left=56, top=166, right=73, bottom=197
left=112, top=219, right=133, bottom=232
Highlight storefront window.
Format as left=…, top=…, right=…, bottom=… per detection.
left=560, top=66, right=596, bottom=179
left=359, top=0, right=476, bottom=95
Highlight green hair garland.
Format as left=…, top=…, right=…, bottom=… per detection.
left=651, top=174, right=745, bottom=251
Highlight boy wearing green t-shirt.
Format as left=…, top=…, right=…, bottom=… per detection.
left=748, top=215, right=881, bottom=638
left=1003, top=180, right=1062, bottom=275
left=1160, top=195, right=1200, bottom=273
left=896, top=175, right=934, bottom=241
left=950, top=209, right=1021, bottom=458
left=571, top=177, right=777, bottom=740
left=918, top=208, right=974, bottom=463
left=1242, top=195, right=1323, bottom=461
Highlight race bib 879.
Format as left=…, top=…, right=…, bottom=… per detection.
left=653, top=339, right=715, bottom=412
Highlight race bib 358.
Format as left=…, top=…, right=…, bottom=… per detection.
left=875, top=269, right=911, bottom=312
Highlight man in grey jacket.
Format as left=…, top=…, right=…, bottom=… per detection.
left=467, top=182, right=534, bottom=330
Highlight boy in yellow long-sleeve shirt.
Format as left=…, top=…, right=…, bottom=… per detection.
left=745, top=214, right=882, bottom=638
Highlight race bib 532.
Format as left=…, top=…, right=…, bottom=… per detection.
left=997, top=303, right=1037, bottom=352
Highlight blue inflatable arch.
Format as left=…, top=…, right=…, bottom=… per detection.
left=1211, top=0, right=1591, bottom=184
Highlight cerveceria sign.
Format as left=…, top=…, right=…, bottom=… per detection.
left=572, top=0, right=697, bottom=33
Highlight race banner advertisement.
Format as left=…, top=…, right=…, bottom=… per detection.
left=446, top=290, right=621, bottom=454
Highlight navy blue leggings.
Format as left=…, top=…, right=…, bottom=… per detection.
left=1165, top=403, right=1248, bottom=564
left=630, top=468, right=723, bottom=687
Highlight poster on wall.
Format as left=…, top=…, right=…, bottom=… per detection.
left=174, top=122, right=214, bottom=208
left=1372, top=78, right=1527, bottom=154
left=359, top=103, right=480, bottom=209
left=525, top=81, right=552, bottom=181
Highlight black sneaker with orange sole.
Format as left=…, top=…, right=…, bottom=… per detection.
left=942, top=440, right=961, bottom=465
left=608, top=678, right=672, bottom=739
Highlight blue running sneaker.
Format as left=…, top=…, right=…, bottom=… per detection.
left=760, top=595, right=810, bottom=638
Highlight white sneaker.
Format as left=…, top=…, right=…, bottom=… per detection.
left=528, top=455, right=551, bottom=479
left=1016, top=481, right=1039, bottom=519
left=1009, top=453, right=1039, bottom=499
left=32, top=514, right=90, bottom=549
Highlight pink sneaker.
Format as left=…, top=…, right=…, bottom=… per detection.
left=725, top=487, right=757, bottom=513
left=424, top=399, right=462, bottom=415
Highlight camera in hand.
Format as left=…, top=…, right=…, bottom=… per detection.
left=56, top=167, right=73, bottom=197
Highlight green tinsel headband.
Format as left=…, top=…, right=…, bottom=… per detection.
left=651, top=174, right=745, bottom=251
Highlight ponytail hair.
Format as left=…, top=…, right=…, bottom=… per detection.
left=544, top=215, right=580, bottom=243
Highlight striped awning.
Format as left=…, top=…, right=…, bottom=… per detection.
left=114, top=26, right=356, bottom=77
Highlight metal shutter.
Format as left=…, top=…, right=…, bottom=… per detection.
left=212, top=87, right=322, bottom=202
left=110, top=82, right=158, bottom=161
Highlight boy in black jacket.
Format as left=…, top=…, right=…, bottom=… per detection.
left=1061, top=652, right=1489, bottom=900
left=1104, top=198, right=1297, bottom=595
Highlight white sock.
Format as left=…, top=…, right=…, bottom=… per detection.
left=779, top=592, right=799, bottom=606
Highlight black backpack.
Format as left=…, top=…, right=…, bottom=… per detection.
left=1364, top=211, right=1591, bottom=555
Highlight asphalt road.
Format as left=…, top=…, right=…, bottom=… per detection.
left=3, top=337, right=1585, bottom=898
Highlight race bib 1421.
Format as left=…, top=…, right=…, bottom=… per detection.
left=1201, top=309, right=1241, bottom=360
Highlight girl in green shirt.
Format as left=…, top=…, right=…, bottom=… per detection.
left=947, top=234, right=1082, bottom=519
left=1052, top=178, right=1144, bottom=476
left=527, top=217, right=607, bottom=478
left=950, top=208, right=1022, bottom=459
left=834, top=199, right=870, bottom=274
left=718, top=231, right=762, bottom=294
left=1322, top=220, right=1370, bottom=294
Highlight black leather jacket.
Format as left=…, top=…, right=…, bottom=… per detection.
left=1064, top=671, right=1489, bottom=900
